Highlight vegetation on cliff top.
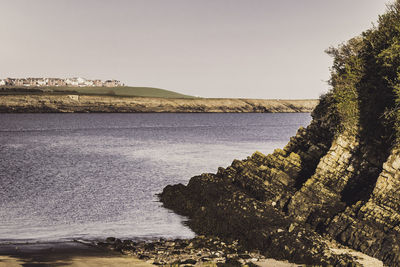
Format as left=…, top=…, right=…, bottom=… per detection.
left=326, top=0, right=400, bottom=141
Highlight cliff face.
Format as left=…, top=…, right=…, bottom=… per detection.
left=160, top=2, right=400, bottom=266
left=160, top=95, right=400, bottom=266
left=0, top=95, right=317, bottom=113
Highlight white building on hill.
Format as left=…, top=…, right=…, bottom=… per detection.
left=0, top=77, right=123, bottom=87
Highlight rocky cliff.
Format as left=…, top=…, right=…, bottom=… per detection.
left=0, top=95, right=317, bottom=113
left=160, top=2, right=400, bottom=266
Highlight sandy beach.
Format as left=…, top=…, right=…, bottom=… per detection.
left=0, top=241, right=303, bottom=267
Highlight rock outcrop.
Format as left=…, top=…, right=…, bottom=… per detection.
left=160, top=2, right=400, bottom=266
left=97, top=236, right=268, bottom=266
left=0, top=95, right=317, bottom=113
left=97, top=235, right=378, bottom=266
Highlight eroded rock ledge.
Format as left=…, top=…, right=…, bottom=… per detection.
left=159, top=95, right=400, bottom=266
left=159, top=3, right=400, bottom=265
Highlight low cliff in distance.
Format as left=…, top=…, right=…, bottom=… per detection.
left=0, top=94, right=318, bottom=113
left=160, top=2, right=400, bottom=266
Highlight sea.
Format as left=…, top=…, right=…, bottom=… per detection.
left=0, top=113, right=311, bottom=243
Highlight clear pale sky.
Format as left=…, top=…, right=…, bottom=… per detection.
left=0, top=0, right=390, bottom=99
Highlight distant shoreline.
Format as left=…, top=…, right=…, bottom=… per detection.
left=0, top=94, right=318, bottom=113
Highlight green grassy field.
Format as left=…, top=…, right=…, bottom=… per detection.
left=0, top=86, right=195, bottom=99
left=52, top=86, right=194, bottom=98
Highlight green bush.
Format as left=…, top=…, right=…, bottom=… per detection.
left=325, top=0, right=400, bottom=141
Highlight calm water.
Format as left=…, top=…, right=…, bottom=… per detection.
left=0, top=113, right=311, bottom=243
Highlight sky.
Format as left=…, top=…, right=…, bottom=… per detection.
left=0, top=0, right=391, bottom=99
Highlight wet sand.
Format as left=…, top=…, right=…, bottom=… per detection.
left=0, top=242, right=153, bottom=267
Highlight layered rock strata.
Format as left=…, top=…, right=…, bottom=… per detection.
left=160, top=3, right=400, bottom=266
left=160, top=101, right=399, bottom=266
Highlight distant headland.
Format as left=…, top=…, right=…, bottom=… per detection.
left=0, top=94, right=318, bottom=113
left=0, top=77, right=123, bottom=87
left=0, top=81, right=318, bottom=113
